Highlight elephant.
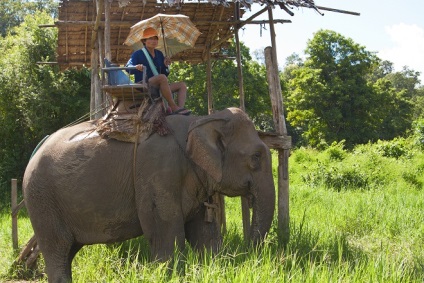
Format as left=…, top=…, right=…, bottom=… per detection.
left=23, top=107, right=275, bottom=283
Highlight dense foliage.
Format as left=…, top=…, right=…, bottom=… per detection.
left=0, top=11, right=91, bottom=186
left=0, top=0, right=57, bottom=37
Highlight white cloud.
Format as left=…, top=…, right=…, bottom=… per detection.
left=379, top=23, right=424, bottom=83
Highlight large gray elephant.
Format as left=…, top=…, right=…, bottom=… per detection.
left=23, top=107, right=275, bottom=283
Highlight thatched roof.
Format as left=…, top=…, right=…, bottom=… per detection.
left=54, top=0, right=350, bottom=68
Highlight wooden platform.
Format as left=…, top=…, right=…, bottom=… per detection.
left=103, top=83, right=148, bottom=99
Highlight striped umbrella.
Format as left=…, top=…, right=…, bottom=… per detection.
left=124, top=14, right=201, bottom=58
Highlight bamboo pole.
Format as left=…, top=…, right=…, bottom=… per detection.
left=11, top=179, right=18, bottom=250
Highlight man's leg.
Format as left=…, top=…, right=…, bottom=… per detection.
left=149, top=75, right=179, bottom=111
left=170, top=82, right=187, bottom=107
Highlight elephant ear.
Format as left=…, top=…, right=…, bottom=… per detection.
left=186, top=117, right=229, bottom=183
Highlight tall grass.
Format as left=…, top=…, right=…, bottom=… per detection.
left=1, top=138, right=423, bottom=282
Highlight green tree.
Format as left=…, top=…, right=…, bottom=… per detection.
left=0, top=11, right=90, bottom=184
left=285, top=30, right=415, bottom=148
left=286, top=30, right=379, bottom=147
left=0, top=0, right=57, bottom=37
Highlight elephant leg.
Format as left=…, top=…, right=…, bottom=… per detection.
left=43, top=241, right=82, bottom=283
left=138, top=203, right=186, bottom=261
left=185, top=205, right=222, bottom=253
left=30, top=212, right=80, bottom=283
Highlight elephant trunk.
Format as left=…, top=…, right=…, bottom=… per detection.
left=249, top=171, right=276, bottom=244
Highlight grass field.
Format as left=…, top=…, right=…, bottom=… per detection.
left=1, top=141, right=423, bottom=282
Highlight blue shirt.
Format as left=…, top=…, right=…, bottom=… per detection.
left=126, top=48, right=170, bottom=83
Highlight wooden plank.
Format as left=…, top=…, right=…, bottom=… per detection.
left=258, top=132, right=291, bottom=150
left=103, top=84, right=148, bottom=99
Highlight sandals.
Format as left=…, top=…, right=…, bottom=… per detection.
left=170, top=108, right=191, bottom=116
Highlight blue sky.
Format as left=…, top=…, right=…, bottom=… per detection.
left=239, top=0, right=424, bottom=84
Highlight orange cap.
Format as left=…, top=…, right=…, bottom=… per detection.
left=141, top=27, right=158, bottom=39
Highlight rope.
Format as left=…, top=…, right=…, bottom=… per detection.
left=133, top=123, right=140, bottom=190
left=61, top=100, right=110, bottom=129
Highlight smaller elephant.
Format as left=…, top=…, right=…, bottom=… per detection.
left=23, top=107, right=275, bottom=282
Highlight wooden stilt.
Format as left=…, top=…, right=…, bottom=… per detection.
left=234, top=2, right=251, bottom=241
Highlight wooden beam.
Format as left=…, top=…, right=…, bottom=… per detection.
left=40, top=18, right=290, bottom=28
left=316, top=5, right=360, bottom=16
left=258, top=132, right=292, bottom=150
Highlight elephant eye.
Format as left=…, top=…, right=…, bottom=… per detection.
left=253, top=152, right=261, bottom=160
left=250, top=152, right=261, bottom=170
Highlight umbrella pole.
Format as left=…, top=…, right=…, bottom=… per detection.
left=160, top=21, right=168, bottom=57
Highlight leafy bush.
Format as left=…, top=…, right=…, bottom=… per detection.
left=324, top=140, right=346, bottom=161
left=373, top=138, right=411, bottom=159
left=301, top=162, right=369, bottom=191
left=293, top=137, right=422, bottom=191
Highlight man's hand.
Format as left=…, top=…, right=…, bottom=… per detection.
left=164, top=57, right=171, bottom=66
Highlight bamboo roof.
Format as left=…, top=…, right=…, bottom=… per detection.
left=54, top=0, right=356, bottom=68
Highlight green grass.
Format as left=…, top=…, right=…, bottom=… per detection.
left=1, top=140, right=423, bottom=282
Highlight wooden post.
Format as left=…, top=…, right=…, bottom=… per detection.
left=206, top=47, right=227, bottom=234
left=206, top=48, right=213, bottom=114
left=104, top=0, right=111, bottom=61
left=234, top=3, right=245, bottom=112
left=11, top=178, right=18, bottom=250
left=90, top=0, right=104, bottom=119
left=265, top=7, right=290, bottom=245
left=265, top=47, right=290, bottom=245
left=90, top=39, right=100, bottom=119
left=234, top=2, right=250, bottom=241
